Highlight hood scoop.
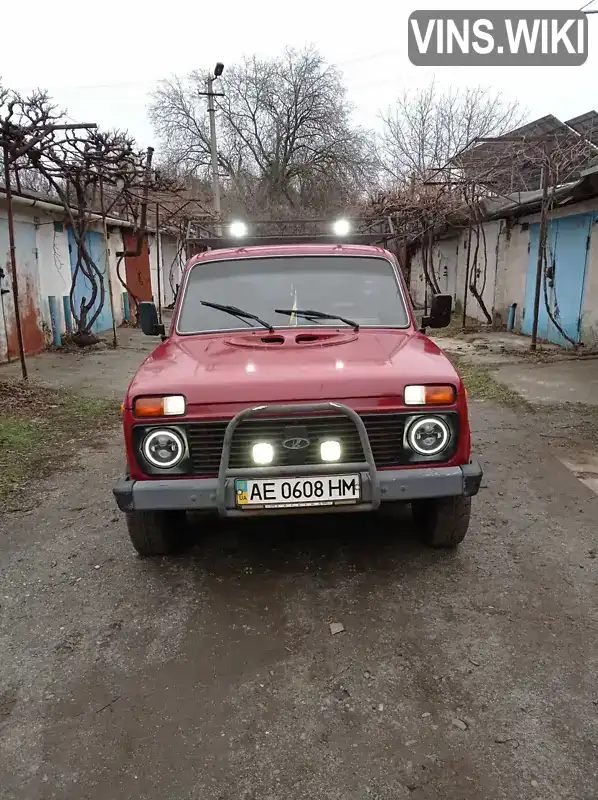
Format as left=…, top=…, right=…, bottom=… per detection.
left=260, top=334, right=285, bottom=345
left=295, top=333, right=320, bottom=343
left=224, top=330, right=358, bottom=350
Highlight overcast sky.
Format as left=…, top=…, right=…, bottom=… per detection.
left=4, top=0, right=597, bottom=150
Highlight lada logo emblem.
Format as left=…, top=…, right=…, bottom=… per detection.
left=282, top=437, right=310, bottom=450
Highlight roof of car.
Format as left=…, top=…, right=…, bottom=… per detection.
left=187, top=243, right=394, bottom=267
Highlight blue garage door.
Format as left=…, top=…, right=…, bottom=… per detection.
left=522, top=213, right=594, bottom=345
left=68, top=229, right=113, bottom=335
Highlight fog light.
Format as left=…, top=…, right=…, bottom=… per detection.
left=320, top=440, right=341, bottom=461
left=332, top=218, right=350, bottom=236
left=229, top=220, right=248, bottom=237
left=252, top=442, right=274, bottom=464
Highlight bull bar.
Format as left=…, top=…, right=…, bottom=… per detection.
left=113, top=401, right=483, bottom=516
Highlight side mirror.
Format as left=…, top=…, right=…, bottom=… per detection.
left=422, top=294, right=452, bottom=329
left=138, top=301, right=165, bottom=337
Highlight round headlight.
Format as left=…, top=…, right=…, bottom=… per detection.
left=142, top=429, right=185, bottom=468
left=407, top=417, right=450, bottom=456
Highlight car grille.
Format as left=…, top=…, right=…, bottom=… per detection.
left=182, top=413, right=408, bottom=474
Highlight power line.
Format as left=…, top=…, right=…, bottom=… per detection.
left=12, top=50, right=398, bottom=94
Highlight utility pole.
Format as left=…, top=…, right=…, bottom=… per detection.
left=198, top=62, right=225, bottom=236
left=207, top=74, right=221, bottom=231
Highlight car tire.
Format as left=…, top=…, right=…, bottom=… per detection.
left=125, top=510, right=186, bottom=556
left=411, top=496, right=471, bottom=548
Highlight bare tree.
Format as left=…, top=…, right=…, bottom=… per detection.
left=1, top=89, right=152, bottom=343
left=378, top=79, right=525, bottom=184
left=150, top=47, right=376, bottom=213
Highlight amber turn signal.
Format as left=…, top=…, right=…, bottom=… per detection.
left=404, top=385, right=455, bottom=405
left=133, top=395, right=186, bottom=417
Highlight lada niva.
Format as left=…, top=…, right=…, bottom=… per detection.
left=113, top=242, right=483, bottom=556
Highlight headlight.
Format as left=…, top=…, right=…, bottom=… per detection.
left=142, top=429, right=185, bottom=468
left=320, top=440, right=341, bottom=461
left=252, top=442, right=274, bottom=465
left=134, top=395, right=186, bottom=417
left=407, top=417, right=450, bottom=456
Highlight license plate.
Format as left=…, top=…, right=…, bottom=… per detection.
left=235, top=474, right=361, bottom=509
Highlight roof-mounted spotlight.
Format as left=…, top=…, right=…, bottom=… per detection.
left=332, top=218, right=351, bottom=237
left=229, top=220, right=248, bottom=238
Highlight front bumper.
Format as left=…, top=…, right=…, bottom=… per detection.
left=114, top=460, right=483, bottom=515
left=115, top=401, right=482, bottom=517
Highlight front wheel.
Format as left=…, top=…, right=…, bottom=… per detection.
left=411, top=496, right=471, bottom=548
left=125, top=509, right=186, bottom=556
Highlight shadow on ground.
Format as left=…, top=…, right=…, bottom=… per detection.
left=170, top=504, right=456, bottom=583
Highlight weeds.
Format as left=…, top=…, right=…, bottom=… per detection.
left=0, top=379, right=118, bottom=505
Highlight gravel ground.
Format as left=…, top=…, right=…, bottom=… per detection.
left=1, top=401, right=597, bottom=800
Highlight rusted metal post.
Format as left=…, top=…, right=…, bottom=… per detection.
left=462, top=221, right=473, bottom=329
left=102, top=219, right=118, bottom=348
left=2, top=140, right=27, bottom=380
left=98, top=175, right=118, bottom=348
left=530, top=163, right=549, bottom=352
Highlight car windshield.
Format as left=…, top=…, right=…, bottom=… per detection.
left=176, top=255, right=410, bottom=334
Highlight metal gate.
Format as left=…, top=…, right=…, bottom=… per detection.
left=522, top=213, right=594, bottom=345
left=122, top=232, right=153, bottom=321
left=0, top=218, right=45, bottom=363
left=67, top=229, right=113, bottom=335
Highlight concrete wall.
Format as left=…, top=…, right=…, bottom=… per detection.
left=409, top=197, right=598, bottom=346
left=145, top=232, right=183, bottom=310
left=160, top=234, right=184, bottom=307
left=410, top=221, right=513, bottom=325
left=35, top=218, right=72, bottom=327
left=105, top=225, right=127, bottom=329
left=491, top=220, right=530, bottom=331
left=147, top=233, right=160, bottom=308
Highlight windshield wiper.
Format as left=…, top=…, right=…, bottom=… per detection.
left=201, top=301, right=275, bottom=333
left=274, top=308, right=359, bottom=332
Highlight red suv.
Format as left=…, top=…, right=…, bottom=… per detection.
left=114, top=242, right=482, bottom=556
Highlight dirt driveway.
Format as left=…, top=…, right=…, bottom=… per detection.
left=1, top=338, right=597, bottom=800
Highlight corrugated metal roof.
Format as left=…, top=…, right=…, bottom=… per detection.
left=454, top=111, right=598, bottom=193
left=483, top=181, right=582, bottom=218
left=565, top=111, right=598, bottom=146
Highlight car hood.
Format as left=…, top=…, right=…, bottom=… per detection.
left=127, top=329, right=460, bottom=407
